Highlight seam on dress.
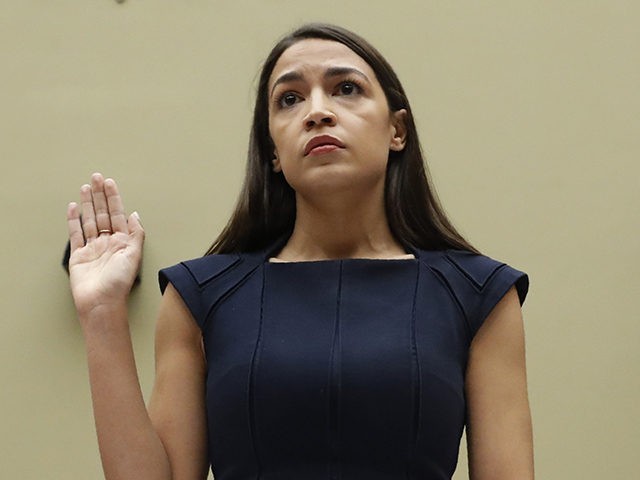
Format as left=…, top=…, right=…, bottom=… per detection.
left=406, top=261, right=421, bottom=480
left=247, top=264, right=266, bottom=480
left=328, top=261, right=343, bottom=480
left=202, top=262, right=262, bottom=329
left=426, top=264, right=471, bottom=342
left=185, top=254, right=241, bottom=288
left=443, top=252, right=504, bottom=292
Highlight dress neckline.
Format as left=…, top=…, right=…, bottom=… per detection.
left=267, top=254, right=416, bottom=264
left=260, top=234, right=420, bottom=265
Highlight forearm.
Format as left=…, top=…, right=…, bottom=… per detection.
left=82, top=304, right=172, bottom=480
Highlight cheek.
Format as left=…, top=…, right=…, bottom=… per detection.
left=360, top=118, right=394, bottom=152
left=268, top=118, right=291, bottom=153
left=267, top=116, right=276, bottom=143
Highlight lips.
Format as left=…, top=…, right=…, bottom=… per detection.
left=303, top=135, right=345, bottom=156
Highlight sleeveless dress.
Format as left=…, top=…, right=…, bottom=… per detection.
left=158, top=244, right=528, bottom=480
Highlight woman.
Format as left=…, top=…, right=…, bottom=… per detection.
left=67, top=24, right=533, bottom=480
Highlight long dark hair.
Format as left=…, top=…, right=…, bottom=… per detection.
left=206, top=23, right=477, bottom=255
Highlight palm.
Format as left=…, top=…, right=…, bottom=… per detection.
left=67, top=174, right=144, bottom=317
left=69, top=232, right=140, bottom=311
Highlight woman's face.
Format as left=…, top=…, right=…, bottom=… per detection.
left=267, top=39, right=406, bottom=196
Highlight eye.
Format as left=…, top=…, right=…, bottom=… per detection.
left=277, top=92, right=301, bottom=108
left=336, top=80, right=362, bottom=96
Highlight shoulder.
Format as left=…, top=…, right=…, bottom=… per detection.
left=417, top=249, right=528, bottom=303
left=159, top=252, right=264, bottom=292
left=157, top=252, right=265, bottom=328
left=418, top=249, right=529, bottom=337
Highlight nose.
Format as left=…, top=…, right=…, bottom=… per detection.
left=303, top=91, right=337, bottom=130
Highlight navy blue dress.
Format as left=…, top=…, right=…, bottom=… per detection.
left=159, top=245, right=528, bottom=480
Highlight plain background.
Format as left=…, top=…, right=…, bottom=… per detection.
left=1, top=1, right=638, bottom=479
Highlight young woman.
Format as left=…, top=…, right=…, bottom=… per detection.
left=67, top=24, right=533, bottom=480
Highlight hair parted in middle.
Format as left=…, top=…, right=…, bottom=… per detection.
left=206, top=23, right=477, bottom=255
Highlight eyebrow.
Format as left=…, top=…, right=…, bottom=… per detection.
left=270, top=66, right=371, bottom=97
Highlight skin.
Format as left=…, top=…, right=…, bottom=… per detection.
left=267, top=39, right=409, bottom=261
left=68, top=174, right=207, bottom=480
left=67, top=39, right=533, bottom=480
left=466, top=287, right=534, bottom=479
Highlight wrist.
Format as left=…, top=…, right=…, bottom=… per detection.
left=78, top=301, right=130, bottom=337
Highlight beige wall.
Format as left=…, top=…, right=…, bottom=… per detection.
left=1, top=1, right=638, bottom=478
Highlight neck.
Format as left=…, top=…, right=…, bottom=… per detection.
left=275, top=188, right=409, bottom=261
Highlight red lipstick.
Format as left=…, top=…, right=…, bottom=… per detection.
left=304, top=135, right=345, bottom=156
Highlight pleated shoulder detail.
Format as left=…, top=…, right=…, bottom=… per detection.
left=418, top=249, right=529, bottom=339
left=158, top=252, right=264, bottom=329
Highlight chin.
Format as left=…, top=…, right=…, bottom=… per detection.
left=289, top=167, right=386, bottom=197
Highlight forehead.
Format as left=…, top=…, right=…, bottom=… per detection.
left=268, top=39, right=374, bottom=89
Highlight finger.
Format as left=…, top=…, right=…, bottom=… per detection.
left=90, top=173, right=112, bottom=235
left=128, top=211, right=145, bottom=246
left=126, top=212, right=145, bottom=276
left=67, top=202, right=85, bottom=252
left=80, top=183, right=98, bottom=240
left=104, top=178, right=128, bottom=234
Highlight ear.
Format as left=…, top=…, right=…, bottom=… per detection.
left=272, top=150, right=282, bottom=172
left=389, top=109, right=407, bottom=152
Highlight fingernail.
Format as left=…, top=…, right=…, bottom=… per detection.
left=132, top=211, right=143, bottom=226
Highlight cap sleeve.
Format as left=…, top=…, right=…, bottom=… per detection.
left=472, top=262, right=528, bottom=335
left=421, top=250, right=529, bottom=339
left=158, top=262, right=208, bottom=328
left=158, top=253, right=263, bottom=330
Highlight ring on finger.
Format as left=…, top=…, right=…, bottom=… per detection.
left=98, top=229, right=112, bottom=235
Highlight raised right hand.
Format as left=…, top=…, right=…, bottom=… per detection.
left=67, top=173, right=145, bottom=319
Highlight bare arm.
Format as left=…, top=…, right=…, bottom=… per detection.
left=68, top=174, right=207, bottom=480
left=148, top=283, right=209, bottom=479
left=465, top=287, right=534, bottom=480
left=82, top=303, right=173, bottom=480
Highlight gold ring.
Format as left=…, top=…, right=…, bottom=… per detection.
left=98, top=229, right=112, bottom=235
